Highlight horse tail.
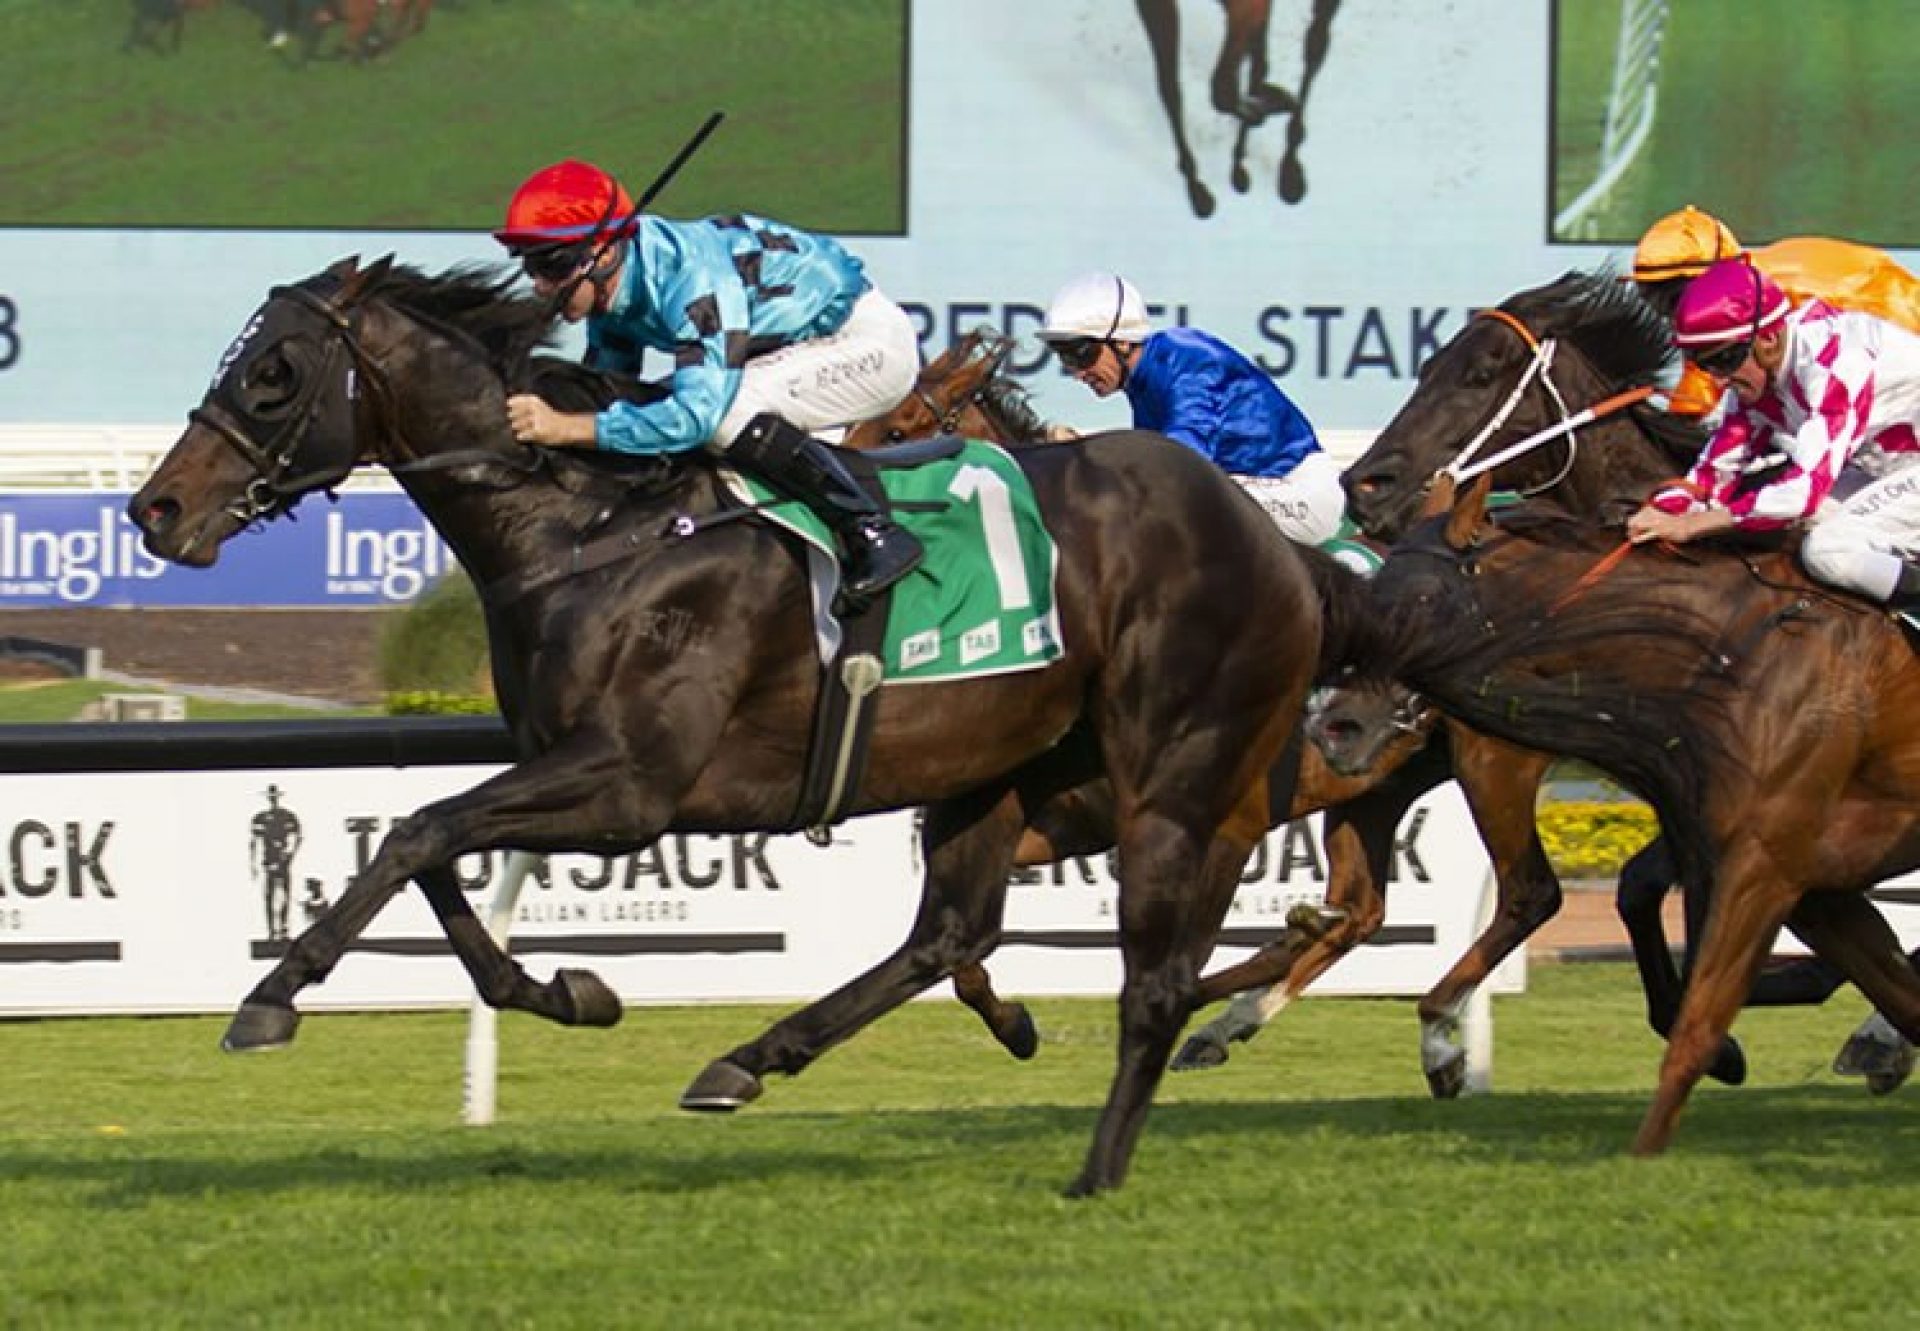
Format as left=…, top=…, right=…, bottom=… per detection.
left=1294, top=542, right=1426, bottom=684
left=1390, top=594, right=1725, bottom=895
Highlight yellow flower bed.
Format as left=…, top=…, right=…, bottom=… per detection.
left=1536, top=800, right=1658, bottom=879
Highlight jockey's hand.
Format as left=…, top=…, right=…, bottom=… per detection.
left=1627, top=504, right=1733, bottom=545
left=505, top=394, right=598, bottom=448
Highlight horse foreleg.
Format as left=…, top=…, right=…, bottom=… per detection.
left=224, top=735, right=637, bottom=1052
left=1134, top=0, right=1216, bottom=218
left=951, top=960, right=1038, bottom=1061
left=410, top=863, right=621, bottom=1029
left=1616, top=837, right=1748, bottom=1085
left=1415, top=739, right=1555, bottom=1097
left=1172, top=793, right=1395, bottom=1071
left=682, top=784, right=1024, bottom=1111
left=1632, top=848, right=1796, bottom=1156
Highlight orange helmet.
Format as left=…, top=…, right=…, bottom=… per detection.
left=493, top=159, right=638, bottom=251
left=1630, top=205, right=1744, bottom=284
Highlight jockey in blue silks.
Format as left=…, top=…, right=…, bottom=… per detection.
left=492, top=158, right=924, bottom=599
left=1037, top=271, right=1343, bottom=544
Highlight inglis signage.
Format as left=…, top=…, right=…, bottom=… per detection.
left=0, top=765, right=1516, bottom=1017
left=0, top=492, right=455, bottom=607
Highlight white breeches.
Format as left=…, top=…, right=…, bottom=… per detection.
left=1234, top=450, right=1348, bottom=546
left=1801, top=464, right=1920, bottom=601
left=713, top=288, right=921, bottom=447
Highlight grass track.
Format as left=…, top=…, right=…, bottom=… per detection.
left=2, top=963, right=1914, bottom=1327
left=0, top=0, right=905, bottom=233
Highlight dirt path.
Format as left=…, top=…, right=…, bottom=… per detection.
left=3, top=608, right=388, bottom=703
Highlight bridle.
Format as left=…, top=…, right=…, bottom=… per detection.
left=876, top=331, right=1015, bottom=443
left=1438, top=307, right=1652, bottom=500
left=189, top=274, right=396, bottom=527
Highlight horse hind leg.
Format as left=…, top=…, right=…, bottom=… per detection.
left=681, top=784, right=1024, bottom=1111
left=1068, top=799, right=1267, bottom=1198
left=1616, top=837, right=1747, bottom=1085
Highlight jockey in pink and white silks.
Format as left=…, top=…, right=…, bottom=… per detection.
left=1628, top=257, right=1920, bottom=612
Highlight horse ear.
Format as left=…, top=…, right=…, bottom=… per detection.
left=325, top=255, right=361, bottom=281
left=1419, top=471, right=1457, bottom=521
left=1442, top=473, right=1494, bottom=551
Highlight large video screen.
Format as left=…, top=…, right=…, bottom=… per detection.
left=1551, top=0, right=1920, bottom=247
left=0, top=0, right=907, bottom=235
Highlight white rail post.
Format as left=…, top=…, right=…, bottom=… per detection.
left=461, top=851, right=542, bottom=1126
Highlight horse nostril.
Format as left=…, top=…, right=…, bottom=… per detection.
left=132, top=495, right=180, bottom=534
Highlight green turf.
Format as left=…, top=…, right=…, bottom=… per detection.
left=0, top=679, right=373, bottom=721
left=0, top=0, right=905, bottom=234
left=0, top=964, right=1911, bottom=1328
left=1554, top=0, right=1920, bottom=245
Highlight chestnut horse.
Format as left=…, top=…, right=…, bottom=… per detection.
left=1375, top=482, right=1920, bottom=1153
left=126, top=258, right=1406, bottom=1196
left=1336, top=267, right=1914, bottom=1087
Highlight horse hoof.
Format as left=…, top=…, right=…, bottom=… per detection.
left=680, top=1059, right=763, bottom=1112
left=1186, top=179, right=1216, bottom=220
left=1231, top=164, right=1251, bottom=194
left=556, top=968, right=623, bottom=1028
left=1706, top=1034, right=1747, bottom=1087
left=1425, top=1052, right=1467, bottom=1100
left=222, top=1002, right=299, bottom=1053
left=1170, top=1035, right=1228, bottom=1072
left=998, top=1007, right=1040, bottom=1062
left=1864, top=1042, right=1915, bottom=1097
left=1061, top=1171, right=1111, bottom=1200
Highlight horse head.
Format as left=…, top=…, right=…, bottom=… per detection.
left=130, top=256, right=416, bottom=565
left=130, top=255, right=567, bottom=568
left=1304, top=681, right=1440, bottom=778
left=844, top=326, right=1022, bottom=448
left=1343, top=270, right=1686, bottom=542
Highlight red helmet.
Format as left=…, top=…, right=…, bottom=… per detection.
left=493, top=159, right=638, bottom=251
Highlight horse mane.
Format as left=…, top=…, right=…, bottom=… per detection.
left=977, top=376, right=1052, bottom=445
left=1504, top=268, right=1672, bottom=390
left=1384, top=509, right=1734, bottom=894
left=359, top=261, right=555, bottom=374
left=1504, top=267, right=1711, bottom=471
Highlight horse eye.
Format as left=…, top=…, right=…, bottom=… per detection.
left=887, top=429, right=905, bottom=443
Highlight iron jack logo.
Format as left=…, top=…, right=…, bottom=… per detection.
left=0, top=816, right=121, bottom=963
left=246, top=788, right=797, bottom=961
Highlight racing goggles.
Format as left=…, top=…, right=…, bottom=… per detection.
left=1053, top=338, right=1107, bottom=371
left=517, top=243, right=592, bottom=284
left=1685, top=339, right=1752, bottom=379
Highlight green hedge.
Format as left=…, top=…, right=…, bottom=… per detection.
left=378, top=575, right=495, bottom=716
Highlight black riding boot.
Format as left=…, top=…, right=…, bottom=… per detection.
left=730, top=413, right=924, bottom=602
left=1889, top=561, right=1920, bottom=615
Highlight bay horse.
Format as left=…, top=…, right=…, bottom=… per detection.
left=127, top=256, right=1394, bottom=1196
left=844, top=324, right=1575, bottom=1097
left=1334, top=267, right=1916, bottom=1087
left=1374, top=481, right=1920, bottom=1153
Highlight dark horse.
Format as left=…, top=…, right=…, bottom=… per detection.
left=127, top=257, right=1384, bottom=1196
left=1375, top=481, right=1920, bottom=1153
left=1333, top=268, right=1916, bottom=1089
left=846, top=324, right=1577, bottom=1096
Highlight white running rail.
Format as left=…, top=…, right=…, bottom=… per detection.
left=1554, top=0, right=1671, bottom=239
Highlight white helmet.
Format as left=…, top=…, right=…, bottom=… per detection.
left=1038, top=272, right=1152, bottom=344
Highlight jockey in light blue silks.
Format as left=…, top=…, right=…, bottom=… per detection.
left=492, top=158, right=925, bottom=600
